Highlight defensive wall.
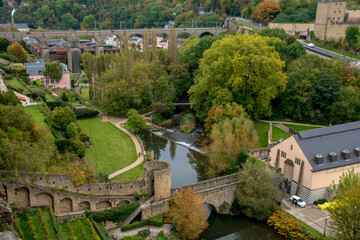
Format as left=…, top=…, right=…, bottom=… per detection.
left=268, top=23, right=315, bottom=35
left=227, top=21, right=253, bottom=34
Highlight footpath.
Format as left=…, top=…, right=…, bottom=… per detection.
left=106, top=117, right=144, bottom=179
left=109, top=224, right=172, bottom=239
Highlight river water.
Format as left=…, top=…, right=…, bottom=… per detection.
left=139, top=126, right=283, bottom=240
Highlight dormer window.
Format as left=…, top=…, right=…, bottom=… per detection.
left=328, top=151, right=337, bottom=162
left=314, top=153, right=324, bottom=165
left=341, top=148, right=351, bottom=160
left=38, top=70, right=42, bottom=74
left=354, top=146, right=360, bottom=157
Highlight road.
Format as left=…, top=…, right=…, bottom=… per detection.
left=232, top=17, right=262, bottom=29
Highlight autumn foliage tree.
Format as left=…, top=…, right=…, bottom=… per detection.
left=7, top=42, right=29, bottom=62
left=252, top=0, right=280, bottom=22
left=168, top=188, right=208, bottom=239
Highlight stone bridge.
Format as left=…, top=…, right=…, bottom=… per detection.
left=0, top=27, right=227, bottom=49
left=141, top=173, right=239, bottom=220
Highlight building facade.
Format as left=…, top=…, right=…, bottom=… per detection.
left=314, top=0, right=360, bottom=39
left=270, top=121, right=360, bottom=203
left=24, top=59, right=71, bottom=89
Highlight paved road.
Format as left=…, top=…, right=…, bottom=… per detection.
left=232, top=17, right=263, bottom=29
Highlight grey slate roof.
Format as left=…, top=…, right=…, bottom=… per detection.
left=24, top=59, right=69, bottom=76
left=0, top=23, right=29, bottom=29
left=294, top=121, right=360, bottom=172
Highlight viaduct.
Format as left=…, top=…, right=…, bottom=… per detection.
left=0, top=27, right=227, bottom=71
left=0, top=161, right=238, bottom=220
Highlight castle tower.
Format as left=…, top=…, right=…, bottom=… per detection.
left=314, top=0, right=347, bottom=40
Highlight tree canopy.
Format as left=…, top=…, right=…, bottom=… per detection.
left=124, top=109, right=147, bottom=132
left=44, top=60, right=63, bottom=82
left=189, top=34, right=287, bottom=121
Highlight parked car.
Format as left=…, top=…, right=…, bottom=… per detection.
left=307, top=43, right=315, bottom=48
left=290, top=195, right=307, bottom=207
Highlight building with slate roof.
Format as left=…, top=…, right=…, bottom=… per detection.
left=24, top=59, right=71, bottom=89
left=269, top=121, right=360, bottom=203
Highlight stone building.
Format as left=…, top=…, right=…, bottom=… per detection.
left=314, top=0, right=360, bottom=39
left=269, top=121, right=360, bottom=203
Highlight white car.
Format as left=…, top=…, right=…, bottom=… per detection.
left=307, top=43, right=315, bottom=48
left=290, top=195, right=307, bottom=207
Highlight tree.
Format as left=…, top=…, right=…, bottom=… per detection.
left=279, top=0, right=299, bottom=11
left=328, top=169, right=360, bottom=240
left=124, top=109, right=147, bottom=132
left=169, top=25, right=178, bottom=65
left=286, top=41, right=306, bottom=61
left=151, top=28, right=158, bottom=61
left=62, top=13, right=80, bottom=30
left=49, top=106, right=77, bottom=132
left=189, top=34, right=287, bottom=121
left=257, top=27, right=288, bottom=40
left=252, top=0, right=280, bottom=22
left=330, top=87, right=360, bottom=124
left=169, top=63, right=192, bottom=100
left=0, top=38, right=9, bottom=52
left=19, top=39, right=29, bottom=52
left=345, top=25, right=360, bottom=48
left=236, top=158, right=280, bottom=221
left=44, top=60, right=63, bottom=83
left=81, top=15, right=95, bottom=30
left=103, top=19, right=114, bottom=29
left=7, top=42, right=29, bottom=62
left=143, top=29, right=150, bottom=63
left=203, top=117, right=258, bottom=178
left=168, top=188, right=208, bottom=240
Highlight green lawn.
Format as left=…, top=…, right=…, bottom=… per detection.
left=24, top=105, right=46, bottom=127
left=235, top=20, right=256, bottom=30
left=5, top=77, right=30, bottom=92
left=78, top=117, right=137, bottom=175
left=111, top=161, right=145, bottom=182
left=80, top=87, right=89, bottom=101
left=254, top=121, right=270, bottom=148
left=283, top=124, right=321, bottom=132
left=316, top=44, right=360, bottom=60
left=272, top=126, right=292, bottom=142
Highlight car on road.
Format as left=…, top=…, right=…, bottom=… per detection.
left=290, top=195, right=307, bottom=207
left=307, top=43, right=315, bottom=48
left=74, top=82, right=79, bottom=87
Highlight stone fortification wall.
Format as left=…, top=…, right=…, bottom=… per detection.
left=180, top=173, right=238, bottom=192
left=345, top=9, right=360, bottom=22
left=227, top=21, right=253, bottom=34
left=143, top=161, right=171, bottom=198
left=141, top=199, right=169, bottom=220
left=2, top=180, right=136, bottom=214
left=0, top=171, right=145, bottom=196
left=268, top=23, right=315, bottom=32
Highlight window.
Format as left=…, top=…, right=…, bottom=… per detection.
left=41, top=78, right=44, bottom=83
left=291, top=145, right=293, bottom=150
left=338, top=17, right=340, bottom=20
left=334, top=10, right=336, bottom=13
left=339, top=10, right=341, bottom=13
left=56, top=79, right=60, bottom=83
left=281, top=151, right=286, bottom=158
left=46, top=78, right=49, bottom=84
left=51, top=79, right=54, bottom=84
left=333, top=18, right=335, bottom=20
left=295, top=158, right=301, bottom=165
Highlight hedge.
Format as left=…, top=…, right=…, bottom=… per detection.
left=73, top=107, right=99, bottom=119
left=87, top=202, right=140, bottom=223
left=122, top=215, right=163, bottom=232
left=91, top=218, right=108, bottom=240
left=45, top=101, right=69, bottom=110
left=33, top=80, right=44, bottom=87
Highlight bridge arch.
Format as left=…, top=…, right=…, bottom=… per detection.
left=199, top=32, right=214, bottom=38
left=35, top=192, right=54, bottom=209
left=117, top=200, right=131, bottom=206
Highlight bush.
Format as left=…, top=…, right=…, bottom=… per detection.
left=45, top=101, right=68, bottom=110
left=180, top=114, right=195, bottom=133
left=0, top=53, right=22, bottom=63
left=79, top=131, right=90, bottom=142
left=91, top=219, right=108, bottom=240
left=73, top=107, right=99, bottom=119
left=33, top=80, right=44, bottom=87
left=87, top=202, right=140, bottom=223
left=314, top=199, right=328, bottom=205
left=122, top=215, right=163, bottom=231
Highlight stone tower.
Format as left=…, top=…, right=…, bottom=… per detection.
left=314, top=0, right=348, bottom=39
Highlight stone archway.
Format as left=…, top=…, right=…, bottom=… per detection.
left=58, top=198, right=73, bottom=213
left=96, top=201, right=111, bottom=210
left=78, top=201, right=90, bottom=211
left=284, top=159, right=295, bottom=193
left=14, top=187, right=30, bottom=207
left=35, top=192, right=54, bottom=208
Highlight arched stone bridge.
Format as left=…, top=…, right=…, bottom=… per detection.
left=0, top=27, right=227, bottom=49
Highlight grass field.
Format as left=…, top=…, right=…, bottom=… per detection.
left=78, top=117, right=137, bottom=175
left=235, top=20, right=256, bottom=30
left=111, top=161, right=145, bottom=182
left=80, top=87, right=90, bottom=101
left=272, top=126, right=292, bottom=142
left=254, top=121, right=270, bottom=148
left=5, top=77, right=30, bottom=92
left=284, top=124, right=321, bottom=132
left=24, top=105, right=46, bottom=127
left=15, top=207, right=104, bottom=240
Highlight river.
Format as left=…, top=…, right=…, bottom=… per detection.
left=139, top=126, right=283, bottom=240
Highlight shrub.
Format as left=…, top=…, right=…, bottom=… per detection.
left=45, top=101, right=68, bottom=110
left=13, top=215, right=24, bottom=239
left=86, top=219, right=100, bottom=240
left=122, top=215, right=164, bottom=231
left=33, top=80, right=44, bottom=87
left=180, top=114, right=195, bottom=133
left=78, top=220, right=86, bottom=240
left=87, top=202, right=140, bottom=223
left=268, top=209, right=323, bottom=240
left=91, top=219, right=108, bottom=240
left=65, top=220, right=76, bottom=240
left=26, top=213, right=37, bottom=240
left=73, top=107, right=99, bottom=119
left=79, top=131, right=90, bottom=142
left=38, top=209, right=50, bottom=240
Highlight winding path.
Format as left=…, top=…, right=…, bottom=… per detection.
left=106, top=117, right=145, bottom=179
